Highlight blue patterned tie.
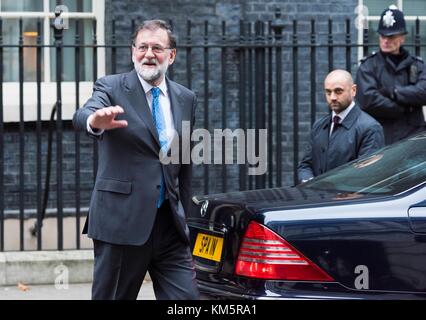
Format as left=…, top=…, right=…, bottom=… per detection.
left=151, top=87, right=167, bottom=208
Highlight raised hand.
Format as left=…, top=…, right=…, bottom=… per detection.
left=89, top=106, right=128, bottom=130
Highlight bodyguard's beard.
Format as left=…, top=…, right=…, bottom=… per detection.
left=134, top=58, right=169, bottom=84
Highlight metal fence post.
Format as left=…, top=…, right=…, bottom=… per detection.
left=18, top=18, right=25, bottom=250
left=74, top=20, right=81, bottom=249
left=0, top=19, right=3, bottom=251
left=255, top=20, right=266, bottom=189
left=328, top=18, right=334, bottom=72
left=363, top=27, right=369, bottom=57
left=203, top=21, right=209, bottom=195
left=310, top=19, right=317, bottom=126
left=53, top=8, right=64, bottom=250
left=271, top=8, right=285, bottom=188
left=221, top=21, right=228, bottom=193
left=92, top=20, right=98, bottom=183
left=238, top=20, right=247, bottom=191
left=36, top=19, right=42, bottom=249
left=292, top=20, right=299, bottom=186
left=415, top=18, right=420, bottom=57
left=267, top=21, right=273, bottom=188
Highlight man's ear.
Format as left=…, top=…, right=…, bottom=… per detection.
left=352, top=84, right=357, bottom=97
left=131, top=47, right=136, bottom=63
left=168, top=49, right=177, bottom=65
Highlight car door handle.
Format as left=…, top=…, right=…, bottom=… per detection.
left=408, top=203, right=426, bottom=234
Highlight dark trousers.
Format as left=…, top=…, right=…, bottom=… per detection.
left=91, top=201, right=199, bottom=300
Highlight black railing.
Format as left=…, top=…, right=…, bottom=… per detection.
left=0, top=10, right=425, bottom=251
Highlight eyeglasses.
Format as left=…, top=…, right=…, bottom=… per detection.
left=133, top=44, right=172, bottom=54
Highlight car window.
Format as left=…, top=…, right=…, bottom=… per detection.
left=304, top=133, right=426, bottom=195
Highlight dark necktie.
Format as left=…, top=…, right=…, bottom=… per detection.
left=331, top=115, right=341, bottom=135
left=151, top=87, right=167, bottom=208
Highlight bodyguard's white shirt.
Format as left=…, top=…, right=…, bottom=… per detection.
left=330, top=101, right=355, bottom=136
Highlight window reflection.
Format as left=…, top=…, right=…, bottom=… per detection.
left=305, top=134, right=426, bottom=195
left=1, top=0, right=43, bottom=11
left=2, top=19, right=43, bottom=81
left=1, top=0, right=94, bottom=82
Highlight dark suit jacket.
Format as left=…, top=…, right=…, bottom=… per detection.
left=298, top=104, right=384, bottom=183
left=73, top=70, right=196, bottom=246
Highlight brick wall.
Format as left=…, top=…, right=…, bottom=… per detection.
left=3, top=124, right=95, bottom=212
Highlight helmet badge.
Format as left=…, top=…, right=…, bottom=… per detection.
left=383, top=10, right=396, bottom=28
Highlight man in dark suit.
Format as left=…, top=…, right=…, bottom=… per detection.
left=73, top=20, right=199, bottom=300
left=298, top=69, right=385, bottom=184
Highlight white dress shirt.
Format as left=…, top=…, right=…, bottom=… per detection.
left=330, top=101, right=355, bottom=136
left=138, top=75, right=175, bottom=143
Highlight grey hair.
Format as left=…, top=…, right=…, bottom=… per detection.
left=131, top=19, right=176, bottom=49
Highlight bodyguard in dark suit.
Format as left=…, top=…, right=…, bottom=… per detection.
left=73, top=20, right=199, bottom=300
left=298, top=70, right=384, bottom=183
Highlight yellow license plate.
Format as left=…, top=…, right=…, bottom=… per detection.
left=192, top=233, right=224, bottom=262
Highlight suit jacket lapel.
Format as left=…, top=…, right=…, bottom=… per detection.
left=340, top=104, right=361, bottom=130
left=167, top=78, right=183, bottom=137
left=125, top=70, right=160, bottom=147
left=317, top=116, right=330, bottom=173
left=320, top=115, right=331, bottom=144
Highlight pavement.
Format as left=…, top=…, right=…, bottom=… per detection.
left=0, top=280, right=155, bottom=300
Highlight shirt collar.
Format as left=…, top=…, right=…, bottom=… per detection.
left=136, top=73, right=168, bottom=97
left=332, top=101, right=355, bottom=122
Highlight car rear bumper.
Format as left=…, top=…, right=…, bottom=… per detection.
left=198, top=281, right=358, bottom=300
left=197, top=279, right=425, bottom=300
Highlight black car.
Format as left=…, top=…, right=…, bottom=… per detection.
left=188, top=133, right=426, bottom=299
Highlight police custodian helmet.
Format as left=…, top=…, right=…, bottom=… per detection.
left=377, top=5, right=408, bottom=36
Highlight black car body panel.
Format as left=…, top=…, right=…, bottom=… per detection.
left=188, top=133, right=426, bottom=299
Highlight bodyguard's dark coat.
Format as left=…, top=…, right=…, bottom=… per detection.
left=298, top=105, right=384, bottom=183
left=355, top=49, right=426, bottom=145
left=73, top=70, right=196, bottom=246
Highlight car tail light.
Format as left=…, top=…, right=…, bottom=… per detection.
left=235, top=221, right=334, bottom=281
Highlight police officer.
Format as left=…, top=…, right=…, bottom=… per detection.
left=355, top=5, right=426, bottom=145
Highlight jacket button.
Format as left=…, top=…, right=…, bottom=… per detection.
left=156, top=185, right=161, bottom=190
left=321, top=147, right=326, bottom=152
